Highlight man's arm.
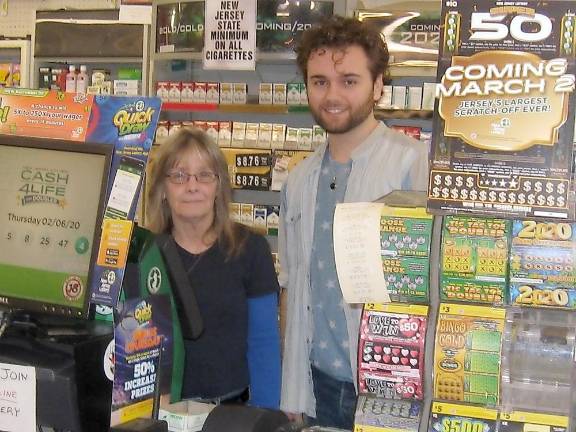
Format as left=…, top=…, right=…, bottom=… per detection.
left=279, top=287, right=287, bottom=354
left=277, top=182, right=304, bottom=420
left=409, top=139, right=429, bottom=191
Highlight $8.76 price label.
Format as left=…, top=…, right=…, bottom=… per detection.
left=234, top=173, right=270, bottom=190
left=235, top=153, right=271, bottom=168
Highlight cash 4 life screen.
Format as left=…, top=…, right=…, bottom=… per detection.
left=0, top=143, right=108, bottom=312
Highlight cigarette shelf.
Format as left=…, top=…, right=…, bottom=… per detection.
left=160, top=102, right=433, bottom=119
left=375, top=109, right=434, bottom=120
left=160, top=102, right=308, bottom=114
left=34, top=57, right=144, bottom=64
left=389, top=64, right=437, bottom=78
left=161, top=102, right=219, bottom=112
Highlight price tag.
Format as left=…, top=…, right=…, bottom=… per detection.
left=234, top=173, right=270, bottom=190
left=235, top=153, right=271, bottom=168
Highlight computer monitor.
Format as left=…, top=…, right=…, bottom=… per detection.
left=0, top=133, right=113, bottom=319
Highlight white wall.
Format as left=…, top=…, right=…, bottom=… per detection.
left=0, top=0, right=117, bottom=38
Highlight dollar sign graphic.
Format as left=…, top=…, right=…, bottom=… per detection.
left=518, top=193, right=525, bottom=204
left=455, top=176, right=463, bottom=186
left=534, top=181, right=542, bottom=192
left=466, top=177, right=474, bottom=188
left=489, top=191, right=497, bottom=201
left=434, top=175, right=442, bottom=185
left=546, top=182, right=554, bottom=193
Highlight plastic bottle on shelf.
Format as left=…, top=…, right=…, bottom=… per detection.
left=56, top=68, right=67, bottom=91
left=76, top=65, right=88, bottom=94
left=65, top=65, right=77, bottom=93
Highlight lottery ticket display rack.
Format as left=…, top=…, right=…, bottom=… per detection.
left=348, top=192, right=576, bottom=432
left=428, top=219, right=576, bottom=432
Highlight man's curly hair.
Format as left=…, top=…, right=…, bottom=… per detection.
left=296, top=15, right=390, bottom=84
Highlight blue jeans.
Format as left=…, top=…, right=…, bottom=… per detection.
left=308, top=366, right=357, bottom=430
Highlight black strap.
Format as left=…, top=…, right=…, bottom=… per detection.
left=155, top=234, right=204, bottom=340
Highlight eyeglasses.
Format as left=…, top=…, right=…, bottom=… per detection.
left=165, top=170, right=219, bottom=184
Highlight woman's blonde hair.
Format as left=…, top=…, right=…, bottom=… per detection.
left=146, top=127, right=246, bottom=258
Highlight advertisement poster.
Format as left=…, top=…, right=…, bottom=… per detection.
left=256, top=0, right=334, bottom=54
left=434, top=304, right=505, bottom=405
left=356, top=1, right=440, bottom=68
left=203, top=0, right=256, bottom=70
left=427, top=0, right=576, bottom=219
left=509, top=219, right=576, bottom=309
left=88, top=95, right=161, bottom=306
left=271, top=149, right=313, bottom=192
left=0, top=88, right=91, bottom=140
left=156, top=2, right=205, bottom=53
left=428, top=402, right=498, bottom=432
left=111, top=295, right=173, bottom=426
left=440, top=215, right=510, bottom=304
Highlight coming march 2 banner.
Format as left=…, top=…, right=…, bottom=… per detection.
left=427, top=0, right=576, bottom=219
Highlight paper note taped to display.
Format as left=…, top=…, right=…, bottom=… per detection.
left=334, top=202, right=389, bottom=303
left=0, top=363, right=36, bottom=432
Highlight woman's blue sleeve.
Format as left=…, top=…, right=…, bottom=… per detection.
left=247, top=292, right=281, bottom=409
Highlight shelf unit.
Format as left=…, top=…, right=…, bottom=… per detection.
left=31, top=9, right=150, bottom=94
left=161, top=101, right=434, bottom=119
left=0, top=39, right=32, bottom=88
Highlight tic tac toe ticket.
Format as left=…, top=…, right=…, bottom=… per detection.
left=440, top=215, right=510, bottom=304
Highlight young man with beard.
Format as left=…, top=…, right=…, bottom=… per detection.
left=279, top=16, right=428, bottom=429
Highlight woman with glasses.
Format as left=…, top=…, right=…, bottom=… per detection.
left=146, top=127, right=281, bottom=408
